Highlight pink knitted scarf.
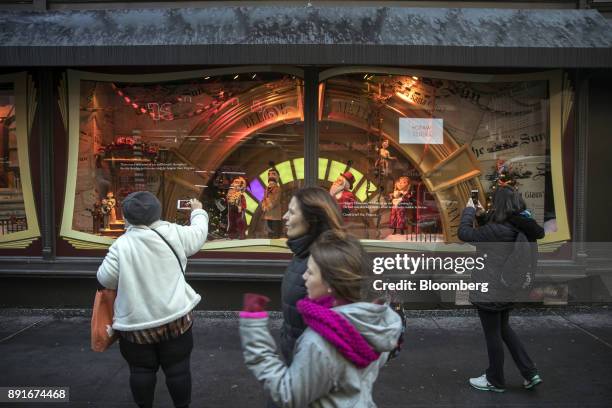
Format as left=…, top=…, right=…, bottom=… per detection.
left=297, top=296, right=380, bottom=368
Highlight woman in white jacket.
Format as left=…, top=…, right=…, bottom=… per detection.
left=239, top=230, right=402, bottom=408
left=97, top=191, right=208, bottom=408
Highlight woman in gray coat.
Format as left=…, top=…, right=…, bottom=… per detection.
left=239, top=231, right=402, bottom=408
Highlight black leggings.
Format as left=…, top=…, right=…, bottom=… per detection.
left=477, top=308, right=537, bottom=388
left=119, top=327, right=193, bottom=408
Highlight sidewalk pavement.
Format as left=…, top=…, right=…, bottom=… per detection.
left=1, top=306, right=612, bottom=408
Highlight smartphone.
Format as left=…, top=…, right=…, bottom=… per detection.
left=177, top=199, right=191, bottom=210
left=470, top=190, right=479, bottom=206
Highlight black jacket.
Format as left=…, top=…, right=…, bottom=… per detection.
left=458, top=207, right=519, bottom=310
left=279, top=233, right=316, bottom=362
left=508, top=214, right=545, bottom=242
left=459, top=208, right=545, bottom=310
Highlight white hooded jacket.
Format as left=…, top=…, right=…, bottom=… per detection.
left=240, top=302, right=402, bottom=408
left=97, top=209, right=208, bottom=331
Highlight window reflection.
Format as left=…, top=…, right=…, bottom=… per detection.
left=74, top=72, right=303, bottom=242
left=0, top=84, right=27, bottom=235
left=319, top=73, right=553, bottom=242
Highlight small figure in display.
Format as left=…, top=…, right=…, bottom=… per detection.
left=261, top=169, right=282, bottom=239
left=100, top=192, right=117, bottom=230
left=106, top=192, right=118, bottom=224
left=389, top=176, right=414, bottom=235
left=100, top=199, right=110, bottom=230
left=88, top=200, right=104, bottom=233
left=330, top=171, right=357, bottom=217
left=374, top=139, right=396, bottom=177
left=227, top=176, right=247, bottom=239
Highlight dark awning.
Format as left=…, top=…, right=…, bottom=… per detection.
left=1, top=6, right=611, bottom=67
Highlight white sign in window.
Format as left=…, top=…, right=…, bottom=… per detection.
left=399, top=118, right=444, bottom=144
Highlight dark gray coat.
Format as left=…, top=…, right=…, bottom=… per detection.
left=280, top=234, right=316, bottom=362
left=458, top=207, right=519, bottom=310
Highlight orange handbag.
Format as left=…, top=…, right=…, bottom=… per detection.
left=91, top=289, right=120, bottom=352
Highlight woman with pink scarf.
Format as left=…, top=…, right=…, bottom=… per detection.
left=239, top=231, right=402, bottom=407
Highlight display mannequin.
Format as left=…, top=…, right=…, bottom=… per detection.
left=330, top=171, right=357, bottom=217
left=261, top=169, right=282, bottom=238
left=375, top=139, right=396, bottom=177
left=389, top=176, right=413, bottom=235
left=227, top=176, right=247, bottom=239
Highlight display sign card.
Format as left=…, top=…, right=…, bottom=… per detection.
left=399, top=118, right=443, bottom=144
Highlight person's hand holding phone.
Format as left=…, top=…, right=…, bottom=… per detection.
left=475, top=201, right=485, bottom=216
left=190, top=198, right=203, bottom=210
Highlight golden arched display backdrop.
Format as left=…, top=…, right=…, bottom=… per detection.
left=166, top=77, right=483, bottom=243
left=321, top=78, right=483, bottom=242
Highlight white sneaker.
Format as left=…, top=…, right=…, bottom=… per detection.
left=523, top=374, right=543, bottom=389
left=469, top=374, right=506, bottom=392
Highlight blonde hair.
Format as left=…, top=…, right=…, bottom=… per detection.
left=310, top=230, right=369, bottom=303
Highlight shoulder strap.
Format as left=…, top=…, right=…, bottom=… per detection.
left=150, top=228, right=185, bottom=275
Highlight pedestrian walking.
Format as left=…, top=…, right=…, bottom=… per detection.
left=458, top=186, right=544, bottom=392
left=239, top=230, right=403, bottom=407
left=279, top=187, right=345, bottom=363
left=96, top=191, right=208, bottom=408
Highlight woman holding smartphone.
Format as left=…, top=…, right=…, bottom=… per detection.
left=458, top=186, right=544, bottom=393
left=97, top=192, right=208, bottom=408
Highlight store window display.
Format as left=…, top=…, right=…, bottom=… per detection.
left=0, top=74, right=40, bottom=247
left=61, top=68, right=571, bottom=250
left=0, top=85, right=26, bottom=235
left=62, top=69, right=304, bottom=248
left=318, top=70, right=571, bottom=244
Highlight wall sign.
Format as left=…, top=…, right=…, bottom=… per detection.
left=399, top=118, right=444, bottom=145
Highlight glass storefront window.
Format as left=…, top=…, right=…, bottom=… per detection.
left=62, top=68, right=570, bottom=250
left=62, top=69, right=304, bottom=249
left=0, top=84, right=23, bottom=233
left=0, top=73, right=39, bottom=247
left=318, top=70, right=570, bottom=245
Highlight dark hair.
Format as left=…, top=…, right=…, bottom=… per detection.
left=310, top=230, right=368, bottom=303
left=489, top=186, right=523, bottom=223
left=292, top=187, right=345, bottom=238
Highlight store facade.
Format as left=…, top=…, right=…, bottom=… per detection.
left=1, top=5, right=611, bottom=308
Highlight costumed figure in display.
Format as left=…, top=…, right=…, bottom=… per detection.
left=374, top=139, right=396, bottom=178
left=107, top=192, right=118, bottom=224
left=389, top=176, right=414, bottom=235
left=261, top=169, right=282, bottom=239
left=100, top=192, right=117, bottom=230
left=227, top=176, right=247, bottom=240
left=87, top=199, right=104, bottom=233
left=329, top=171, right=357, bottom=217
